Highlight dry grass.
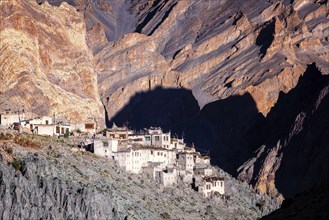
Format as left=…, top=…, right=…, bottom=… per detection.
left=0, top=133, right=14, bottom=141
left=13, top=135, right=41, bottom=149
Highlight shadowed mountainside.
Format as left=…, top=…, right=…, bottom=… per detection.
left=109, top=87, right=199, bottom=136
left=261, top=182, right=329, bottom=220
left=111, top=63, right=329, bottom=199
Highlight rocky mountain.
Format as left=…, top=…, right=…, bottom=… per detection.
left=0, top=134, right=279, bottom=219
left=0, top=0, right=104, bottom=124
left=0, top=0, right=329, bottom=212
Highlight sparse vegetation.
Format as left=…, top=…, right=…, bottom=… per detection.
left=5, top=147, right=13, bottom=155
left=64, top=129, right=70, bottom=138
left=0, top=133, right=13, bottom=141
left=10, top=158, right=23, bottom=171
left=206, top=205, right=213, bottom=215
left=14, top=135, right=41, bottom=149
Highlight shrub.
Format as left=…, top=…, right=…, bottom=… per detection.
left=11, top=158, right=23, bottom=171
left=206, top=205, right=212, bottom=215
left=64, top=129, right=70, bottom=138
left=5, top=147, right=13, bottom=155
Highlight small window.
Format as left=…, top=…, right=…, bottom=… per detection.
left=151, top=151, right=153, bottom=155
left=85, top=123, right=95, bottom=129
left=155, top=136, right=160, bottom=141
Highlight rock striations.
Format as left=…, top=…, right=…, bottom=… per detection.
left=92, top=0, right=329, bottom=120
left=0, top=0, right=104, bottom=124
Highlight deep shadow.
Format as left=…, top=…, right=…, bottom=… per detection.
left=268, top=64, right=329, bottom=197
left=109, top=87, right=200, bottom=136
left=108, top=64, right=329, bottom=198
left=256, top=18, right=275, bottom=58
left=184, top=93, right=266, bottom=175
left=135, top=0, right=162, bottom=33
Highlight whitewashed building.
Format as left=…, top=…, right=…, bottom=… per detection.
left=34, top=123, right=72, bottom=136
left=177, top=152, right=195, bottom=171
left=92, top=139, right=118, bottom=157
left=171, top=138, right=186, bottom=151
left=198, top=176, right=225, bottom=197
left=113, top=146, right=176, bottom=174
left=194, top=167, right=213, bottom=176
left=0, top=110, right=26, bottom=127
left=155, top=168, right=177, bottom=187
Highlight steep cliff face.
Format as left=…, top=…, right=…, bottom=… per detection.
left=94, top=0, right=328, bottom=121
left=0, top=0, right=104, bottom=124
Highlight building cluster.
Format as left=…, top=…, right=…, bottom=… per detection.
left=0, top=109, right=97, bottom=135
left=0, top=109, right=225, bottom=197
left=87, top=124, right=225, bottom=198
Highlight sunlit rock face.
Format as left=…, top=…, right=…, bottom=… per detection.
left=90, top=0, right=329, bottom=121
left=0, top=0, right=104, bottom=124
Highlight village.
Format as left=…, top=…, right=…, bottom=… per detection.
left=0, top=109, right=225, bottom=198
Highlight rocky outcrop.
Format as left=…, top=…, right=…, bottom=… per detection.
left=235, top=64, right=329, bottom=198
left=0, top=0, right=104, bottom=125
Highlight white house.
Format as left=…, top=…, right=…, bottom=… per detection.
left=34, top=123, right=71, bottom=136
left=195, top=155, right=211, bottom=165
left=171, top=138, right=186, bottom=151
left=155, top=168, right=177, bottom=187
left=151, top=132, right=171, bottom=149
left=21, top=116, right=54, bottom=131
left=35, top=124, right=56, bottom=136
left=113, top=146, right=177, bottom=174
left=177, top=152, right=195, bottom=171
left=198, top=176, right=225, bottom=197
left=0, top=110, right=26, bottom=127
left=92, top=139, right=119, bottom=158
left=137, top=127, right=172, bottom=149
left=194, top=167, right=213, bottom=176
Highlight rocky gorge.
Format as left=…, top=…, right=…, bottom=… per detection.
left=0, top=0, right=329, bottom=218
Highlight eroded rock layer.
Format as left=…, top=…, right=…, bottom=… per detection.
left=95, top=0, right=328, bottom=121
left=0, top=0, right=104, bottom=124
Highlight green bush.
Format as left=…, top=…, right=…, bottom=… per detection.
left=64, top=129, right=70, bottom=138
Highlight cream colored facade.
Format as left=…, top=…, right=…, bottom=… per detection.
left=198, top=177, right=225, bottom=197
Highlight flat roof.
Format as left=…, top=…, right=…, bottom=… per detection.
left=203, top=176, right=225, bottom=181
